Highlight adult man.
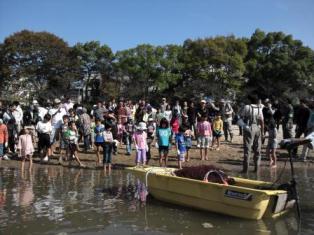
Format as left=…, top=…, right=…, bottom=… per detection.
left=64, top=97, right=74, bottom=114
left=220, top=99, right=234, bottom=142
left=12, top=101, right=23, bottom=133
left=282, top=99, right=294, bottom=139
left=207, top=99, right=219, bottom=123
left=293, top=99, right=310, bottom=157
left=48, top=98, right=67, bottom=148
left=94, top=101, right=107, bottom=121
left=239, top=95, right=264, bottom=173
left=300, top=98, right=314, bottom=161
left=32, top=100, right=48, bottom=122
left=160, top=98, right=168, bottom=112
left=262, top=99, right=275, bottom=143
left=80, top=108, right=91, bottom=152
left=197, top=100, right=208, bottom=120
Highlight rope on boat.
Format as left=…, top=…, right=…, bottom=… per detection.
left=203, top=170, right=228, bottom=185
left=144, top=167, right=174, bottom=189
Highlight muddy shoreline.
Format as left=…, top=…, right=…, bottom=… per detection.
left=1, top=132, right=313, bottom=175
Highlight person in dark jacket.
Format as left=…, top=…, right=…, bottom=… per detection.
left=293, top=99, right=310, bottom=156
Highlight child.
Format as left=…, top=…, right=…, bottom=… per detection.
left=156, top=118, right=172, bottom=167
left=103, top=124, right=114, bottom=173
left=184, top=125, right=193, bottom=162
left=0, top=119, right=8, bottom=160
left=212, top=113, right=224, bottom=150
left=117, top=119, right=124, bottom=146
left=17, top=128, right=34, bottom=171
left=94, top=119, right=105, bottom=165
left=175, top=126, right=187, bottom=169
left=266, top=119, right=278, bottom=168
left=123, top=118, right=135, bottom=155
left=197, top=115, right=212, bottom=160
left=66, top=121, right=85, bottom=167
left=36, top=114, right=52, bottom=162
left=59, top=115, right=69, bottom=163
left=170, top=111, right=180, bottom=142
left=133, top=122, right=148, bottom=166
left=146, top=118, right=156, bottom=164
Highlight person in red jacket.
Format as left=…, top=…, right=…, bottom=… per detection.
left=0, top=119, right=9, bottom=160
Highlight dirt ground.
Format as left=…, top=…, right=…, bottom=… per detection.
left=1, top=126, right=313, bottom=173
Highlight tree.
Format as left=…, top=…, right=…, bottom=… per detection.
left=0, top=30, right=76, bottom=100
left=179, top=36, right=247, bottom=99
left=115, top=44, right=158, bottom=99
left=72, top=41, right=114, bottom=101
left=245, top=29, right=314, bottom=100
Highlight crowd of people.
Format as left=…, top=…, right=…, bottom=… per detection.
left=0, top=95, right=313, bottom=173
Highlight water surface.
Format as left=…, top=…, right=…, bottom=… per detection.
left=0, top=163, right=313, bottom=235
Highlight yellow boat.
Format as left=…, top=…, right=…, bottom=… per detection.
left=126, top=166, right=296, bottom=220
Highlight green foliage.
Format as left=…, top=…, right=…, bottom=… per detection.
left=1, top=29, right=313, bottom=103
left=72, top=41, right=114, bottom=101
left=245, top=29, right=314, bottom=100
left=179, top=36, right=247, bottom=98
left=0, top=30, right=77, bottom=100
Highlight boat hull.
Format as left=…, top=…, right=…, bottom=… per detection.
left=126, top=167, right=294, bottom=220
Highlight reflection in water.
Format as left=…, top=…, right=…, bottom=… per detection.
left=0, top=164, right=313, bottom=234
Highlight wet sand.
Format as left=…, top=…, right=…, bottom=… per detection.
left=1, top=126, right=313, bottom=174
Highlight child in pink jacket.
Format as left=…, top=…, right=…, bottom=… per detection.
left=17, top=128, right=34, bottom=170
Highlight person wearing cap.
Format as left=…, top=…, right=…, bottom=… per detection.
left=32, top=100, right=48, bottom=122
left=0, top=118, right=9, bottom=160
left=219, top=99, right=234, bottom=143
left=197, top=100, right=208, bottom=119
left=133, top=122, right=148, bottom=166
left=48, top=98, right=67, bottom=151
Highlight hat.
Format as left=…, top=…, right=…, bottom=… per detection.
left=32, top=100, right=38, bottom=105
left=264, top=98, right=270, bottom=103
left=148, top=118, right=154, bottom=122
left=54, top=98, right=61, bottom=104
left=201, top=100, right=206, bottom=103
left=137, top=122, right=147, bottom=130
left=220, top=99, right=225, bottom=103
